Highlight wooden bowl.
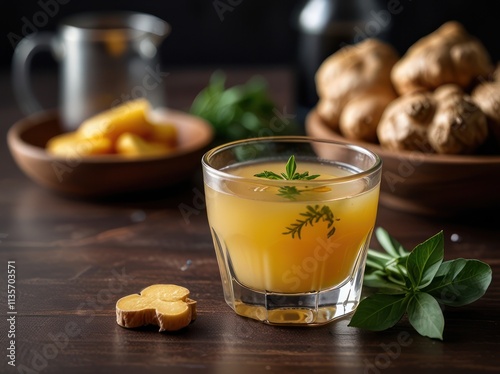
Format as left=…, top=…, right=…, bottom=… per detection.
left=7, top=108, right=214, bottom=198
left=306, top=108, right=500, bottom=216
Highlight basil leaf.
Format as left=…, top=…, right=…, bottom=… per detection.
left=366, top=249, right=393, bottom=268
left=350, top=228, right=492, bottom=340
left=363, top=271, right=406, bottom=292
left=406, top=231, right=444, bottom=289
left=365, top=258, right=385, bottom=272
left=348, top=294, right=409, bottom=331
left=422, top=259, right=492, bottom=307
left=407, top=292, right=444, bottom=340
left=375, top=227, right=409, bottom=258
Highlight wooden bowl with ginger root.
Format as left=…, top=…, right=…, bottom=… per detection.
left=306, top=108, right=500, bottom=217
left=309, top=21, right=500, bottom=217
left=7, top=108, right=214, bottom=199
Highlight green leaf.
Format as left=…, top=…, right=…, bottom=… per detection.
left=277, top=186, right=301, bottom=200
left=190, top=71, right=299, bottom=141
left=365, top=257, right=385, bottom=272
left=406, top=231, right=444, bottom=289
left=422, top=259, right=492, bottom=307
left=254, top=171, right=282, bottom=180
left=348, top=294, right=409, bottom=331
left=407, top=292, right=444, bottom=340
left=366, top=249, right=394, bottom=269
left=255, top=155, right=327, bottom=201
left=375, top=227, right=409, bottom=258
left=363, top=271, right=407, bottom=293
left=285, top=155, right=296, bottom=180
left=282, top=205, right=336, bottom=239
left=350, top=228, right=492, bottom=340
left=301, top=172, right=320, bottom=180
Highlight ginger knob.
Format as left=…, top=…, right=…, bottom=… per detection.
left=116, top=284, right=197, bottom=332
left=391, top=21, right=494, bottom=95
left=429, top=86, right=488, bottom=154
left=377, top=91, right=436, bottom=152
left=378, top=84, right=489, bottom=154
left=315, top=38, right=399, bottom=136
left=471, top=72, right=500, bottom=145
left=340, top=91, right=396, bottom=143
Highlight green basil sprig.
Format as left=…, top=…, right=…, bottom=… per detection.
left=349, top=228, right=492, bottom=340
left=190, top=71, right=299, bottom=142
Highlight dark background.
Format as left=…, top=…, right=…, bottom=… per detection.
left=0, top=0, right=498, bottom=118
left=1, top=0, right=498, bottom=69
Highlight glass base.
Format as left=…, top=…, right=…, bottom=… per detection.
left=224, top=275, right=363, bottom=326
left=212, top=226, right=370, bottom=326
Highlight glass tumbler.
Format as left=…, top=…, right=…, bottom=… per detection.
left=202, top=136, right=382, bottom=325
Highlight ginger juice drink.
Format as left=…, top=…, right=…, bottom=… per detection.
left=202, top=138, right=382, bottom=325
left=206, top=160, right=379, bottom=293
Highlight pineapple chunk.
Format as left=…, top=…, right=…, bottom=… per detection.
left=116, top=132, right=173, bottom=157
left=78, top=99, right=154, bottom=142
left=150, top=122, right=178, bottom=147
left=45, top=99, right=180, bottom=158
left=46, top=131, right=113, bottom=157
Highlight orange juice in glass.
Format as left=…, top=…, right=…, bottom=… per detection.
left=202, top=137, right=382, bottom=325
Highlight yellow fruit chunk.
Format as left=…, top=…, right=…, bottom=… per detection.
left=150, top=123, right=178, bottom=147
left=116, top=284, right=197, bottom=332
left=78, top=99, right=154, bottom=142
left=44, top=99, right=180, bottom=158
left=116, top=133, right=173, bottom=157
left=46, top=131, right=113, bottom=157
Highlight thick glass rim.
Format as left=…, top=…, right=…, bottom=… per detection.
left=202, top=136, right=382, bottom=185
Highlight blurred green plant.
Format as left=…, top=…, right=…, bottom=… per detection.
left=190, top=71, right=300, bottom=142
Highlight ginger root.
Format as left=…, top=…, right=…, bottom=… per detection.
left=391, top=21, right=494, bottom=95
left=494, top=63, right=500, bottom=82
left=378, top=84, right=488, bottom=154
left=339, top=93, right=395, bottom=143
left=377, top=91, right=436, bottom=152
left=471, top=66, right=500, bottom=145
left=315, top=38, right=399, bottom=141
left=116, top=284, right=197, bottom=332
left=429, top=85, right=488, bottom=154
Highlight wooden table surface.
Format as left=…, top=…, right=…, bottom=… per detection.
left=1, top=68, right=499, bottom=374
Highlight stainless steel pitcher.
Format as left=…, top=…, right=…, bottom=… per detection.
left=12, top=11, right=170, bottom=130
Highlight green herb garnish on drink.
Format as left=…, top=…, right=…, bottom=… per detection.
left=254, top=155, right=336, bottom=239
left=349, top=228, right=492, bottom=340
left=254, top=155, right=321, bottom=201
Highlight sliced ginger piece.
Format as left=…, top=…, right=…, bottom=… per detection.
left=116, top=284, right=196, bottom=332
left=78, top=98, right=154, bottom=142
left=46, top=131, right=113, bottom=157
left=116, top=132, right=174, bottom=157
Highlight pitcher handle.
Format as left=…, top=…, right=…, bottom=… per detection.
left=11, top=32, right=57, bottom=115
